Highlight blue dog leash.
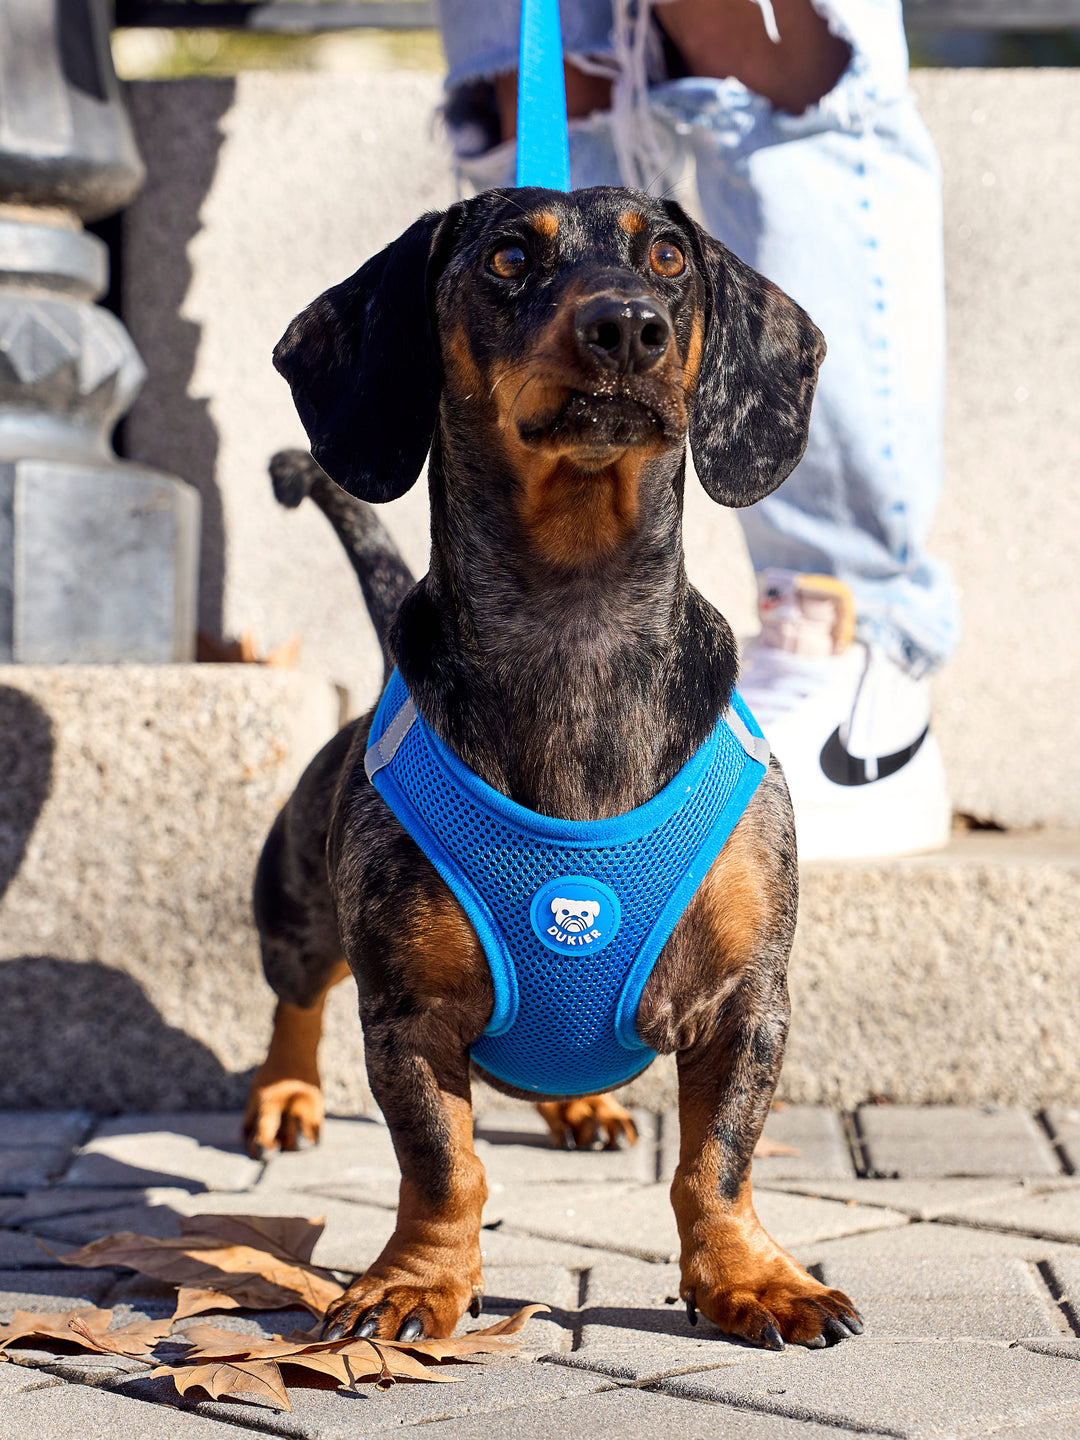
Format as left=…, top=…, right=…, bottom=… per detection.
left=516, top=0, right=571, bottom=189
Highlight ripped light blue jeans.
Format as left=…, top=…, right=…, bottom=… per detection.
left=435, top=0, right=957, bottom=675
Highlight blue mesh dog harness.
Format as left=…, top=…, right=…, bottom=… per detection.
left=365, top=670, right=770, bottom=1096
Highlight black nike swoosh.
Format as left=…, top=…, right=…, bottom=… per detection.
left=819, top=725, right=929, bottom=787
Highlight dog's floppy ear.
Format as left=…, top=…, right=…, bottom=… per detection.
left=273, top=207, right=463, bottom=503
left=680, top=215, right=825, bottom=508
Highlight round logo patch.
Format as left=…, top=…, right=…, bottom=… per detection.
left=530, top=876, right=622, bottom=957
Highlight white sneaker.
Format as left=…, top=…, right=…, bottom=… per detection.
left=739, top=570, right=952, bottom=862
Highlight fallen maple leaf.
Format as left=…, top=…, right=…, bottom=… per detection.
left=156, top=1356, right=292, bottom=1411
left=24, top=1214, right=552, bottom=1413
left=68, top=1314, right=176, bottom=1358
left=180, top=1214, right=324, bottom=1265
left=57, top=1215, right=344, bottom=1317
left=172, top=1287, right=244, bottom=1321
left=381, top=1304, right=552, bottom=1361
left=0, top=1308, right=115, bottom=1353
left=149, top=1305, right=548, bottom=1410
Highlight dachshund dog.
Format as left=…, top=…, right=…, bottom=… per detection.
left=244, top=185, right=862, bottom=1352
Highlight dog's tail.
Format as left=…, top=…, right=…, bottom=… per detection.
left=269, top=449, right=415, bottom=686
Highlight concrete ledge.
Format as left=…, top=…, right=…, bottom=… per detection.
left=0, top=664, right=340, bottom=1111
left=619, top=831, right=1080, bottom=1113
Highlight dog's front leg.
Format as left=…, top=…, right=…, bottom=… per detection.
left=322, top=1013, right=486, bottom=1342
left=671, top=977, right=862, bottom=1349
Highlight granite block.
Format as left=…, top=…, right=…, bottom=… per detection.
left=62, top=1114, right=260, bottom=1192
left=660, top=1340, right=1080, bottom=1437
left=857, top=1106, right=1059, bottom=1178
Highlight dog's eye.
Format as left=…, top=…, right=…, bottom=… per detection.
left=489, top=245, right=530, bottom=280
left=649, top=240, right=685, bottom=278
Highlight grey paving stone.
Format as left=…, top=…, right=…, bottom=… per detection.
left=0, top=1267, right=113, bottom=1309
left=980, top=1420, right=1080, bottom=1440
left=122, top=1355, right=613, bottom=1438
left=15, top=1350, right=151, bottom=1386
left=1044, top=1256, right=1080, bottom=1331
left=61, top=1114, right=260, bottom=1192
left=364, top=1386, right=858, bottom=1439
left=0, top=1383, right=251, bottom=1439
left=752, top=1108, right=857, bottom=1183
left=4, top=1186, right=160, bottom=1226
left=475, top=1225, right=615, bottom=1271
left=479, top=1264, right=577, bottom=1355
left=759, top=1176, right=1059, bottom=1220
left=476, top=1109, right=657, bottom=1186
left=488, top=1182, right=906, bottom=1262
left=557, top=1256, right=759, bottom=1382
left=0, top=1112, right=94, bottom=1149
left=1046, top=1106, right=1080, bottom=1173
left=1016, top=1337, right=1080, bottom=1360
left=259, top=1116, right=400, bottom=1205
left=0, top=1365, right=63, bottom=1398
left=659, top=1340, right=1080, bottom=1437
left=26, top=1198, right=187, bottom=1245
left=660, top=1108, right=855, bottom=1186
left=0, top=1147, right=75, bottom=1192
left=857, top=1106, right=1059, bottom=1178
left=0, top=1229, right=75, bottom=1267
left=793, top=1215, right=1080, bottom=1279
left=938, top=1186, right=1080, bottom=1245
left=813, top=1253, right=1057, bottom=1341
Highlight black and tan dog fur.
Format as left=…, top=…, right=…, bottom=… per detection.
left=245, top=186, right=862, bottom=1351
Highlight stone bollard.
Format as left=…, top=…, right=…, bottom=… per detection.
left=0, top=0, right=198, bottom=662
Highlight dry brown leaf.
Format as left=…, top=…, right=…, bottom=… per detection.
left=58, top=1223, right=344, bottom=1317
left=153, top=1357, right=292, bottom=1411
left=0, top=1308, right=114, bottom=1352
left=384, top=1303, right=551, bottom=1360
left=172, top=1287, right=244, bottom=1321
left=68, top=1313, right=176, bottom=1358
left=180, top=1214, right=326, bottom=1266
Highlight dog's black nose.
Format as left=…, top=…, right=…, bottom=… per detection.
left=575, top=294, right=672, bottom=374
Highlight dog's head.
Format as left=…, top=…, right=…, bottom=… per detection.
left=274, top=188, right=824, bottom=562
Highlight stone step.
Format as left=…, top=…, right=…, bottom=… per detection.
left=0, top=667, right=1075, bottom=1113
left=623, top=830, right=1080, bottom=1113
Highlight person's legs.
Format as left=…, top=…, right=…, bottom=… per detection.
left=654, top=0, right=956, bottom=679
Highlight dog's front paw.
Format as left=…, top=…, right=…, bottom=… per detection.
left=682, top=1244, right=862, bottom=1350
left=321, top=1248, right=482, bottom=1341
left=242, top=1077, right=323, bottom=1158
left=536, top=1095, right=638, bottom=1150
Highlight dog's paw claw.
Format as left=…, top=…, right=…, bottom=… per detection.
left=762, top=1323, right=785, bottom=1351
left=396, top=1315, right=425, bottom=1341
left=685, top=1296, right=698, bottom=1326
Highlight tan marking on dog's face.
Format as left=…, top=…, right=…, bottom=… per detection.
left=617, top=210, right=648, bottom=236
left=443, top=324, right=483, bottom=401
left=527, top=210, right=560, bottom=240
left=684, top=311, right=705, bottom=391
left=472, top=275, right=692, bottom=567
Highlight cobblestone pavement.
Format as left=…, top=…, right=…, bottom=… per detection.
left=2, top=1105, right=1080, bottom=1437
